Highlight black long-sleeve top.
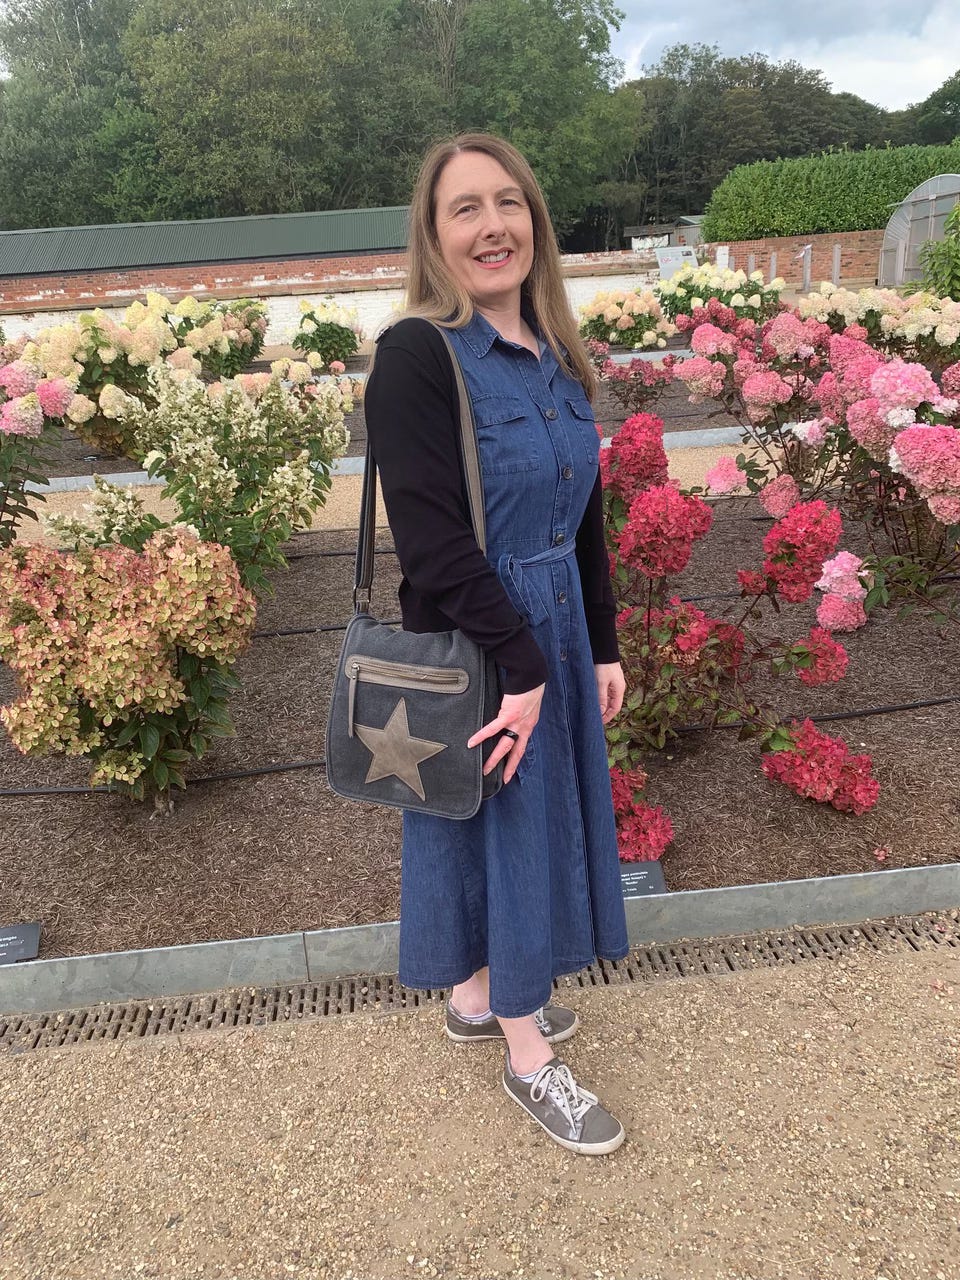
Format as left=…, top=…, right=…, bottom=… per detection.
left=362, top=317, right=618, bottom=695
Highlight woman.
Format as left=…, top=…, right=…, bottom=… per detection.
left=363, top=133, right=629, bottom=1156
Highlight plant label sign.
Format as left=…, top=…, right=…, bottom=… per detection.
left=655, top=246, right=698, bottom=279
left=0, top=923, right=40, bottom=965
left=620, top=863, right=667, bottom=898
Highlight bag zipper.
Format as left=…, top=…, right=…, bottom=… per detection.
left=346, top=656, right=470, bottom=737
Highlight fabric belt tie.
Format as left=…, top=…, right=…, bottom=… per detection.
left=496, top=538, right=577, bottom=626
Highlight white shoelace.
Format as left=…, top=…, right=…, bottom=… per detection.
left=533, top=1007, right=550, bottom=1034
left=528, top=1061, right=598, bottom=1134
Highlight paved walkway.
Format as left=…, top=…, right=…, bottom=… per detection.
left=2, top=943, right=959, bottom=1280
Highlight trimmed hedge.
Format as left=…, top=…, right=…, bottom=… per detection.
left=702, top=142, right=960, bottom=241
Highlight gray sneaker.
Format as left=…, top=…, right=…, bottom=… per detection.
left=445, top=1001, right=579, bottom=1045
left=503, top=1056, right=625, bottom=1156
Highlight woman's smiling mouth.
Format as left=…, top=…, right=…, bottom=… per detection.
left=475, top=249, right=512, bottom=266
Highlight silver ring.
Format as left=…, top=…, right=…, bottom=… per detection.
left=501, top=729, right=520, bottom=741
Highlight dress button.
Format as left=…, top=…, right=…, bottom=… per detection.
left=562, top=466, right=573, bottom=480
left=553, top=533, right=565, bottom=546
left=545, top=407, right=558, bottom=420
left=557, top=591, right=567, bottom=604
left=560, top=650, right=568, bottom=662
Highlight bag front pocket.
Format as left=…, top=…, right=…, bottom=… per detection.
left=345, top=655, right=469, bottom=737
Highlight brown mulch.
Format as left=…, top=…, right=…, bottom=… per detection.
left=1, top=509, right=959, bottom=960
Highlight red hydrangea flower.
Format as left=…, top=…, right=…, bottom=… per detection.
left=599, top=411, right=669, bottom=502
left=609, top=764, right=648, bottom=814
left=794, top=627, right=848, bottom=686
left=761, top=719, right=880, bottom=814
left=737, top=569, right=768, bottom=595
left=617, top=483, right=713, bottom=578
left=761, top=500, right=843, bottom=603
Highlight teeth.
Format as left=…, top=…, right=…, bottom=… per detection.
left=478, top=250, right=509, bottom=263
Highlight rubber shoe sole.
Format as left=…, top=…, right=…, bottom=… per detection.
left=501, top=1072, right=626, bottom=1156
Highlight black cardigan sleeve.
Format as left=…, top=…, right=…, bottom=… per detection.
left=575, top=471, right=620, bottom=665
left=363, top=318, right=550, bottom=695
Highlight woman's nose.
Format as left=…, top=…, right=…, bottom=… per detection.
left=480, top=201, right=507, bottom=237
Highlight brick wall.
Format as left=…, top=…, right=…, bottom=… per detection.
left=702, top=229, right=884, bottom=286
left=0, top=249, right=658, bottom=315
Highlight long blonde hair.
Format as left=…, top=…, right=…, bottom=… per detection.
left=404, top=132, right=595, bottom=398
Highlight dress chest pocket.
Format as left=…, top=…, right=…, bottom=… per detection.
left=565, top=395, right=601, bottom=466
left=473, top=394, right=540, bottom=474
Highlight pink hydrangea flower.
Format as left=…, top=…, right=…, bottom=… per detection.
left=674, top=355, right=726, bottom=402
left=0, top=393, right=43, bottom=437
left=816, top=594, right=867, bottom=632
left=690, top=323, right=739, bottom=358
left=763, top=312, right=828, bottom=361
left=871, top=359, right=940, bottom=413
left=35, top=378, right=75, bottom=419
left=329, top=360, right=346, bottom=374
left=816, top=551, right=867, bottom=601
left=813, top=371, right=844, bottom=420
left=759, top=473, right=800, bottom=517
left=704, top=455, right=747, bottom=494
left=0, top=359, right=41, bottom=398
left=890, top=424, right=960, bottom=492
left=927, top=493, right=960, bottom=524
left=742, top=370, right=793, bottom=412
left=941, top=361, right=960, bottom=397
left=846, top=397, right=900, bottom=460
left=827, top=334, right=884, bottom=402
left=787, top=418, right=828, bottom=446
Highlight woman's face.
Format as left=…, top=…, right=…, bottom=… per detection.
left=432, top=150, right=535, bottom=313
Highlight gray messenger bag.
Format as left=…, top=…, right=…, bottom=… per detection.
left=325, top=326, right=504, bottom=819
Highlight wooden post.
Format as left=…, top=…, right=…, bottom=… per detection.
left=747, top=252, right=756, bottom=275
left=802, top=245, right=812, bottom=293
left=832, top=244, right=842, bottom=286
left=769, top=252, right=778, bottom=283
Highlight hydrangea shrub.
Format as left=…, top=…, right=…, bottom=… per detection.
left=0, top=530, right=256, bottom=802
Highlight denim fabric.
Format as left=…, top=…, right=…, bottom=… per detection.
left=398, top=311, right=629, bottom=1017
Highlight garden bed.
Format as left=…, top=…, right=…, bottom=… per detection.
left=2, top=510, right=958, bottom=962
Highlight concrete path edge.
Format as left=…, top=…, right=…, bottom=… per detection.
left=2, top=864, right=959, bottom=1016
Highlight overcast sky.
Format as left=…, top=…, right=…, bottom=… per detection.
left=610, top=0, right=959, bottom=110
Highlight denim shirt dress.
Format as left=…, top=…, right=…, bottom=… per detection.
left=388, top=311, right=629, bottom=1017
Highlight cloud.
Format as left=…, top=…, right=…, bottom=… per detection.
left=612, top=0, right=957, bottom=109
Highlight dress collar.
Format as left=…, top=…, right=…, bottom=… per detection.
left=458, top=302, right=546, bottom=360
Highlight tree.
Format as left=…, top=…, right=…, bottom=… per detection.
left=453, top=0, right=625, bottom=231
left=912, top=69, right=960, bottom=145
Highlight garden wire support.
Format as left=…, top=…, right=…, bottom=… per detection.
left=1, top=695, right=958, bottom=800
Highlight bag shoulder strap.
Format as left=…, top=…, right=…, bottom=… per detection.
left=354, top=322, right=485, bottom=611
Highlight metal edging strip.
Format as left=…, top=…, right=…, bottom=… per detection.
left=1, top=865, right=958, bottom=1016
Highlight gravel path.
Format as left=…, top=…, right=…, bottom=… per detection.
left=2, top=944, right=959, bottom=1280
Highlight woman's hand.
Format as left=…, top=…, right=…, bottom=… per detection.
left=467, top=684, right=545, bottom=785
left=595, top=662, right=625, bottom=724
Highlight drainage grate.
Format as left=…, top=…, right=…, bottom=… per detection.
left=3, top=911, right=958, bottom=1054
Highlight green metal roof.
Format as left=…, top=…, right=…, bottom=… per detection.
left=0, top=207, right=409, bottom=277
